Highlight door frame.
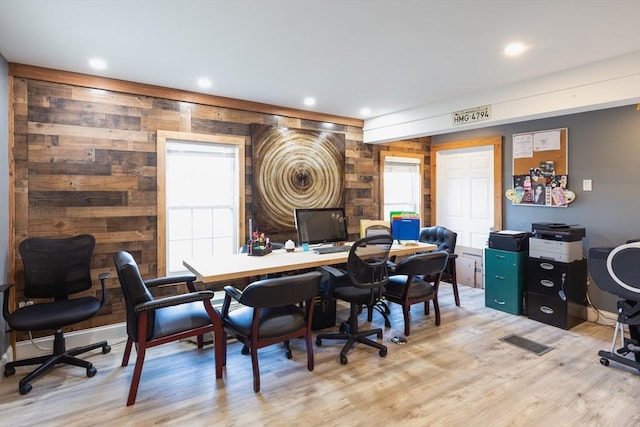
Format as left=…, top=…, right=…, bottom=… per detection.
left=429, top=136, right=503, bottom=231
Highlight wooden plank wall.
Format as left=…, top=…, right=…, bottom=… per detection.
left=10, top=76, right=430, bottom=336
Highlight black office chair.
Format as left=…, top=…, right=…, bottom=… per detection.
left=1, top=235, right=110, bottom=395
left=363, top=223, right=393, bottom=326
left=221, top=271, right=321, bottom=392
left=419, top=226, right=460, bottom=306
left=316, top=234, right=393, bottom=365
left=385, top=251, right=449, bottom=336
left=587, top=241, right=640, bottom=372
left=114, top=251, right=224, bottom=406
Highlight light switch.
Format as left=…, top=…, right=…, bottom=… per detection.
left=583, top=179, right=592, bottom=191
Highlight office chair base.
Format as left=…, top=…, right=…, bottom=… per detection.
left=4, top=330, right=110, bottom=395
left=316, top=326, right=387, bottom=365
left=363, top=301, right=392, bottom=328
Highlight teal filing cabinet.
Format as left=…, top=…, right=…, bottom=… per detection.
left=484, top=248, right=527, bottom=315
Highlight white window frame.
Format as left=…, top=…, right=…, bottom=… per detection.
left=157, top=130, right=245, bottom=276
left=380, top=151, right=423, bottom=221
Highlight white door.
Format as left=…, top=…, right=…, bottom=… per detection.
left=436, top=146, right=494, bottom=249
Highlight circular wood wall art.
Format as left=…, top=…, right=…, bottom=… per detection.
left=252, top=126, right=345, bottom=231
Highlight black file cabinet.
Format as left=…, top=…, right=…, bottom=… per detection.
left=527, top=258, right=587, bottom=329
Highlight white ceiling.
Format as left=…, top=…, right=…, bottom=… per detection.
left=1, top=0, right=639, bottom=121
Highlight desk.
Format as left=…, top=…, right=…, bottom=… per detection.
left=183, top=242, right=436, bottom=283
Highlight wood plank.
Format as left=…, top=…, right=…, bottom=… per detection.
left=27, top=122, right=150, bottom=142
left=29, top=175, right=138, bottom=191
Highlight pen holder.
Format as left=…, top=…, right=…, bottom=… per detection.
left=248, top=245, right=272, bottom=256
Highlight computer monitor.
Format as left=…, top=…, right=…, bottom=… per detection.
left=294, top=207, right=348, bottom=245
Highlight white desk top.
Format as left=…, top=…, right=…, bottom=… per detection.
left=183, top=242, right=436, bottom=283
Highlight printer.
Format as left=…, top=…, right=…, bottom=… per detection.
left=488, top=230, right=531, bottom=252
left=531, top=222, right=585, bottom=242
left=530, top=223, right=585, bottom=262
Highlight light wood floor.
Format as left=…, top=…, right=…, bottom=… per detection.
left=1, top=284, right=639, bottom=426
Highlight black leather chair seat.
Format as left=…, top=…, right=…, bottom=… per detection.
left=8, top=297, right=101, bottom=331
left=224, top=305, right=307, bottom=340
left=153, top=302, right=214, bottom=339
left=333, top=286, right=380, bottom=305
left=386, top=275, right=435, bottom=300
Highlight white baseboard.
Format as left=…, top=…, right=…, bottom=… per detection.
left=3, top=322, right=128, bottom=364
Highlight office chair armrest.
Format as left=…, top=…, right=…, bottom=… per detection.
left=134, top=290, right=215, bottom=312
left=98, top=273, right=110, bottom=308
left=319, top=265, right=344, bottom=278
left=223, top=285, right=243, bottom=301
left=448, top=253, right=458, bottom=259
left=144, top=274, right=197, bottom=288
left=1, top=283, right=13, bottom=319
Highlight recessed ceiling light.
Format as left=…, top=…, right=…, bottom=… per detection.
left=303, top=97, right=316, bottom=107
left=88, top=58, right=106, bottom=70
left=360, top=108, right=371, bottom=116
left=504, top=42, right=528, bottom=57
left=197, top=78, right=212, bottom=89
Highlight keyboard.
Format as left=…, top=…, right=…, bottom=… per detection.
left=313, top=246, right=349, bottom=254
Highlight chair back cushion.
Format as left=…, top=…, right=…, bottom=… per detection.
left=347, top=235, right=393, bottom=289
left=394, top=251, right=449, bottom=277
left=238, top=271, right=321, bottom=307
left=114, top=251, right=155, bottom=341
left=19, top=234, right=95, bottom=299
left=419, top=226, right=457, bottom=254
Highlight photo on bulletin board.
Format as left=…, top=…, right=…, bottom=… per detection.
left=508, top=128, right=574, bottom=207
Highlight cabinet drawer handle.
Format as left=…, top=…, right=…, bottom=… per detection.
left=540, top=263, right=554, bottom=270
left=494, top=275, right=505, bottom=280
left=540, top=306, right=554, bottom=315
left=540, top=279, right=555, bottom=288
left=494, top=254, right=506, bottom=259
left=494, top=299, right=506, bottom=305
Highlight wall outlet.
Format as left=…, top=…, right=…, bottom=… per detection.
left=583, top=179, right=592, bottom=191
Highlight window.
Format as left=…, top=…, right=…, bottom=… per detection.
left=157, top=131, right=245, bottom=276
left=380, top=152, right=422, bottom=221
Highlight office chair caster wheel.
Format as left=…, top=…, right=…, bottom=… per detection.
left=4, top=366, right=15, bottom=377
left=379, top=348, right=387, bottom=358
left=241, top=345, right=250, bottom=355
left=87, top=366, right=97, bottom=377
left=19, top=383, right=32, bottom=395
left=102, top=344, right=111, bottom=354
left=315, top=337, right=322, bottom=346
left=600, top=357, right=610, bottom=366
left=377, top=331, right=383, bottom=339
left=340, top=354, right=348, bottom=365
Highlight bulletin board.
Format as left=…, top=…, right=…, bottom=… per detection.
left=507, top=128, right=574, bottom=207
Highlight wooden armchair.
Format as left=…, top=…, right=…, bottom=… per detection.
left=221, top=271, right=321, bottom=392
left=114, top=251, right=223, bottom=405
